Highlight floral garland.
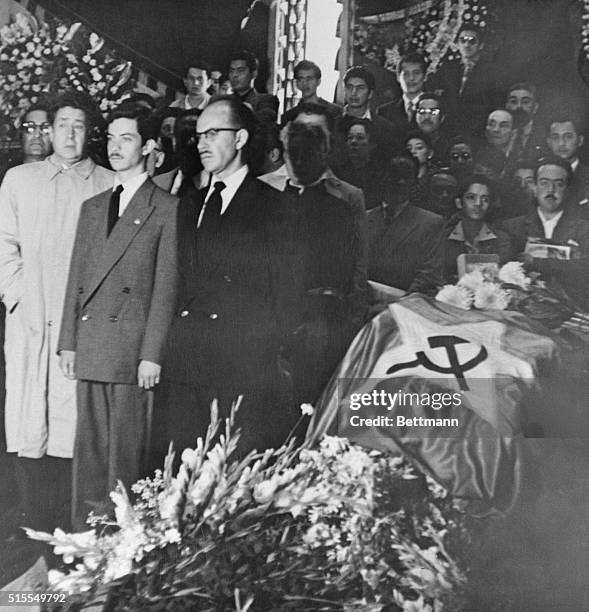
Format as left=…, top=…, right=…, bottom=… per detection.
left=0, top=12, right=132, bottom=124
left=27, top=402, right=469, bottom=611
left=353, top=0, right=489, bottom=75
left=582, top=0, right=589, bottom=69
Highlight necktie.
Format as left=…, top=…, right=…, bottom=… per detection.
left=107, top=185, right=124, bottom=237
left=199, top=181, right=226, bottom=234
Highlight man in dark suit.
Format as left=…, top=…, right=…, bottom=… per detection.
left=58, top=103, right=178, bottom=529
left=545, top=115, right=589, bottom=218
left=161, top=97, right=295, bottom=456
left=377, top=51, right=427, bottom=137
left=229, top=50, right=279, bottom=121
left=333, top=66, right=401, bottom=165
left=427, top=24, right=502, bottom=139
left=503, top=155, right=589, bottom=309
left=367, top=155, right=444, bottom=295
left=505, top=82, right=546, bottom=163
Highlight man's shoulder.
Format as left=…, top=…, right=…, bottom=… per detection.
left=2, top=159, right=50, bottom=184
left=148, top=178, right=179, bottom=207
left=405, top=204, right=444, bottom=227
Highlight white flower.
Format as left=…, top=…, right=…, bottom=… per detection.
left=498, top=261, right=531, bottom=289
left=300, top=403, right=314, bottom=416
left=435, top=285, right=474, bottom=310
left=181, top=448, right=198, bottom=469
left=473, top=283, right=510, bottom=310
left=457, top=269, right=486, bottom=292
left=163, top=528, right=181, bottom=544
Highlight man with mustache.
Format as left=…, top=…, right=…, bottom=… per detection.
left=505, top=82, right=546, bottom=163
left=503, top=155, right=589, bottom=309
left=414, top=92, right=449, bottom=165
left=58, top=102, right=178, bottom=528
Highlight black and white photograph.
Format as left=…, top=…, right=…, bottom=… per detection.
left=0, top=0, right=588, bottom=610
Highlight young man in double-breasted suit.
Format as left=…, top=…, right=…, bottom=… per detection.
left=58, top=103, right=178, bottom=529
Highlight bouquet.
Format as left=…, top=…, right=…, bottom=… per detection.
left=27, top=401, right=468, bottom=611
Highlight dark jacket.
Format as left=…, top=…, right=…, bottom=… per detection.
left=367, top=203, right=444, bottom=294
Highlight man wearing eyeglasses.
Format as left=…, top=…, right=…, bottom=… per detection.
left=426, top=24, right=502, bottom=139
left=19, top=104, right=53, bottom=164
left=159, top=96, right=295, bottom=458
left=0, top=91, right=112, bottom=531
left=414, top=93, right=449, bottom=165
left=503, top=156, right=589, bottom=309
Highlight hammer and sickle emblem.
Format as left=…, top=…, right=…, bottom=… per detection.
left=386, top=335, right=488, bottom=391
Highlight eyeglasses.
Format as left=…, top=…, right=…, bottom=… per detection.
left=195, top=128, right=240, bottom=142
left=451, top=152, right=472, bottom=161
left=458, top=35, right=478, bottom=44
left=416, top=108, right=441, bottom=116
left=537, top=178, right=567, bottom=190
left=21, top=121, right=51, bottom=134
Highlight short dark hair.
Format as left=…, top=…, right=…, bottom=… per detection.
left=343, top=66, right=376, bottom=92
left=534, top=154, right=573, bottom=185
left=397, top=52, right=427, bottom=76
left=547, top=114, right=584, bottom=136
left=47, top=90, right=103, bottom=135
left=458, top=23, right=483, bottom=41
left=346, top=117, right=376, bottom=143
left=405, top=129, right=432, bottom=150
left=294, top=60, right=321, bottom=80
left=512, top=158, right=537, bottom=173
left=507, top=82, right=537, bottom=100
left=186, top=60, right=211, bottom=77
left=107, top=102, right=158, bottom=144
left=229, top=50, right=258, bottom=74
left=290, top=102, right=334, bottom=134
left=416, top=91, right=444, bottom=113
left=458, top=172, right=496, bottom=203
left=127, top=92, right=157, bottom=110
left=385, top=154, right=419, bottom=184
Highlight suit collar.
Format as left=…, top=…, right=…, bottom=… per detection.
left=84, top=180, right=158, bottom=304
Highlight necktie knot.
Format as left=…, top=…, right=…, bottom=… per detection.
left=113, top=184, right=124, bottom=197
left=213, top=181, right=226, bottom=195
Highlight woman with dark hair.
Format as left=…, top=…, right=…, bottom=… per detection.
left=442, top=173, right=513, bottom=281
left=405, top=130, right=437, bottom=204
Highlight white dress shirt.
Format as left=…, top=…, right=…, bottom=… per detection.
left=537, top=209, right=564, bottom=239
left=114, top=172, right=148, bottom=216
left=197, top=164, right=249, bottom=228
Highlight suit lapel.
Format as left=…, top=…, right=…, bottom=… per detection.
left=84, top=180, right=156, bottom=304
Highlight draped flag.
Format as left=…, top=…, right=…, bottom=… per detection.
left=307, top=294, right=560, bottom=513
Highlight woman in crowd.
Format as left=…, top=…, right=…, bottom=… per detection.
left=442, top=173, right=513, bottom=281
left=406, top=130, right=437, bottom=203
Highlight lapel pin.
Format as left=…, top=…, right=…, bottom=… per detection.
left=134, top=218, right=141, bottom=225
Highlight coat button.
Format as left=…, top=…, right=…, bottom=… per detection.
left=81, top=314, right=90, bottom=321
left=109, top=315, right=118, bottom=322
left=134, top=218, right=141, bottom=225
left=180, top=310, right=189, bottom=317
left=122, top=287, right=130, bottom=294
left=223, top=275, right=232, bottom=283
left=209, top=313, right=218, bottom=320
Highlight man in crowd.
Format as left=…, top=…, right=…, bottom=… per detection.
left=279, top=121, right=359, bottom=404
left=427, top=24, right=501, bottom=138
left=503, top=155, right=589, bottom=309
left=19, top=103, right=52, bottom=164
left=422, top=168, right=459, bottom=218
left=58, top=103, right=178, bottom=528
left=446, top=134, right=475, bottom=184
left=0, top=91, right=113, bottom=529
left=546, top=115, right=589, bottom=217
left=229, top=50, right=279, bottom=120
left=377, top=52, right=427, bottom=136
left=476, top=109, right=517, bottom=176
left=161, top=97, right=294, bottom=455
left=282, top=60, right=342, bottom=124
left=334, top=65, right=398, bottom=163
left=414, top=92, right=449, bottom=164
left=259, top=102, right=368, bottom=329
left=505, top=82, right=545, bottom=162
left=367, top=155, right=444, bottom=294
left=153, top=109, right=206, bottom=197
left=170, top=61, right=212, bottom=111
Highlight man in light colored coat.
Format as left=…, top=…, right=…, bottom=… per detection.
left=58, top=103, right=178, bottom=529
left=0, top=91, right=112, bottom=529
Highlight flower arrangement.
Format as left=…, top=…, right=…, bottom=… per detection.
left=27, top=401, right=468, bottom=611
left=0, top=12, right=132, bottom=123
left=435, top=262, right=530, bottom=311
left=353, top=0, right=490, bottom=76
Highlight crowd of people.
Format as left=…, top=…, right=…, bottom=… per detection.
left=1, top=26, right=589, bottom=535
